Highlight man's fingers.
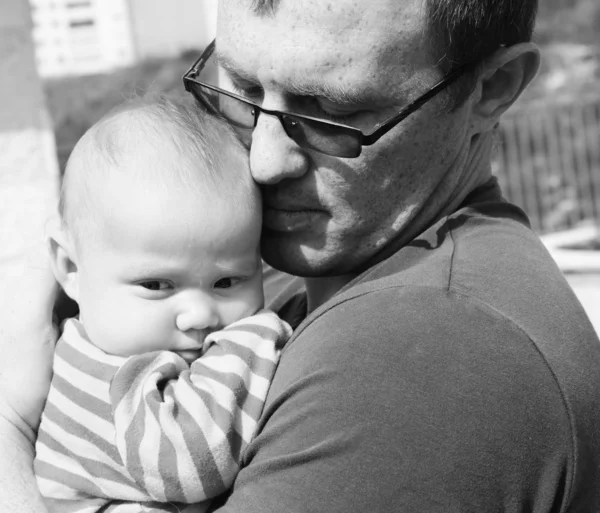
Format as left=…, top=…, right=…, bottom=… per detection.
left=0, top=240, right=59, bottom=433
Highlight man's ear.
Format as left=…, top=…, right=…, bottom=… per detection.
left=470, top=42, right=541, bottom=132
left=46, top=220, right=80, bottom=303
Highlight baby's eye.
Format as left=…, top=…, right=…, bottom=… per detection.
left=139, top=280, right=172, bottom=291
left=214, top=277, right=242, bottom=289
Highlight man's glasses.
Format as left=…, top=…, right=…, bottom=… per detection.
left=183, top=39, right=476, bottom=158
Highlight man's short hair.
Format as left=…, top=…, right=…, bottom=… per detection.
left=426, top=0, right=538, bottom=104
left=251, top=0, right=538, bottom=105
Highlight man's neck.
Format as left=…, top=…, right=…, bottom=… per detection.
left=304, top=274, right=355, bottom=313
left=301, top=133, right=496, bottom=314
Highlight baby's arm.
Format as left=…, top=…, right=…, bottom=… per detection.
left=109, top=310, right=291, bottom=505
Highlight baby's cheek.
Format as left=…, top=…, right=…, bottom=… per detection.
left=80, top=294, right=161, bottom=357
left=107, top=301, right=176, bottom=356
left=227, top=288, right=264, bottom=324
left=78, top=309, right=117, bottom=356
left=81, top=299, right=136, bottom=356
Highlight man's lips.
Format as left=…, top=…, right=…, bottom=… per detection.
left=263, top=199, right=324, bottom=212
left=263, top=206, right=327, bottom=232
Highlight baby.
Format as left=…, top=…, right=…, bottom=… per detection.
left=34, top=96, right=292, bottom=513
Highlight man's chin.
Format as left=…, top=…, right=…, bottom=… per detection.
left=260, top=235, right=354, bottom=278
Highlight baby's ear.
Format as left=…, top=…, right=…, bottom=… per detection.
left=46, top=219, right=80, bottom=303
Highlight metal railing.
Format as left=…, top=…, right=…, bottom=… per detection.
left=493, top=95, right=600, bottom=233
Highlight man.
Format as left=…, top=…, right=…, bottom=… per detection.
left=2, top=0, right=600, bottom=511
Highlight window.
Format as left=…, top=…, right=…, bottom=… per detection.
left=69, top=19, right=94, bottom=28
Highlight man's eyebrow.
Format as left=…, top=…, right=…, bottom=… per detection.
left=285, top=81, right=375, bottom=106
left=215, top=50, right=376, bottom=106
left=215, top=51, right=258, bottom=83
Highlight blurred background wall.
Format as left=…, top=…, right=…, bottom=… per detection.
left=26, top=0, right=218, bottom=170
left=0, top=0, right=59, bottom=280
left=128, top=0, right=217, bottom=60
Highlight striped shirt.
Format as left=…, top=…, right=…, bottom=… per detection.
left=34, top=310, right=292, bottom=513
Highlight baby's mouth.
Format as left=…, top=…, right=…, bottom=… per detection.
left=175, top=349, right=203, bottom=364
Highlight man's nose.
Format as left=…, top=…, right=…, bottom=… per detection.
left=175, top=294, right=220, bottom=333
left=250, top=110, right=311, bottom=185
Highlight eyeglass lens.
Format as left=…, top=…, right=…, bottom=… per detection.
left=189, top=51, right=364, bottom=158
left=190, top=81, right=362, bottom=157
left=191, top=84, right=255, bottom=128
left=281, top=115, right=361, bottom=158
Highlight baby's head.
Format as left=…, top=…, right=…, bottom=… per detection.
left=50, top=95, right=264, bottom=361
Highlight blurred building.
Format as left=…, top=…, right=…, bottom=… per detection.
left=27, top=0, right=217, bottom=78
left=28, top=0, right=136, bottom=78
left=127, top=0, right=217, bottom=59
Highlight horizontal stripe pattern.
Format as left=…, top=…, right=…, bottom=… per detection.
left=35, top=311, right=291, bottom=512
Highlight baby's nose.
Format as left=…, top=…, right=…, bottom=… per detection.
left=175, top=296, right=219, bottom=333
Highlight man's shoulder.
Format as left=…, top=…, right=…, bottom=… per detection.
left=309, top=200, right=600, bottom=403
left=264, top=285, right=593, bottom=511
left=289, top=283, right=554, bottom=366
left=330, top=197, right=598, bottom=360
left=273, top=283, right=600, bottom=505
left=281, top=286, right=560, bottom=409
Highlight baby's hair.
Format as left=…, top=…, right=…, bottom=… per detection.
left=60, top=94, right=254, bottom=244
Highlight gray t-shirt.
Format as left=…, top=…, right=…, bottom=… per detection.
left=216, top=181, right=600, bottom=513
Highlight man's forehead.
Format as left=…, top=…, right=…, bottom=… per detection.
left=217, top=0, right=430, bottom=80
left=220, top=0, right=423, bottom=29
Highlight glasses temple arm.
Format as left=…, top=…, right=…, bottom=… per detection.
left=183, top=39, right=216, bottom=79
left=362, top=63, right=477, bottom=145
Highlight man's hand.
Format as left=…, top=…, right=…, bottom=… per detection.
left=0, top=244, right=58, bottom=441
left=0, top=238, right=57, bottom=513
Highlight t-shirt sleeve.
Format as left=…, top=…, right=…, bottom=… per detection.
left=213, top=287, right=573, bottom=513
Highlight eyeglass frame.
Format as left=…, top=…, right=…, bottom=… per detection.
left=183, top=39, right=479, bottom=158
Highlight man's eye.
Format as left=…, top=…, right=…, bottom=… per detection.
left=309, top=98, right=362, bottom=124
left=214, top=277, right=242, bottom=289
left=316, top=108, right=357, bottom=124
left=229, top=81, right=263, bottom=101
left=139, top=280, right=172, bottom=291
